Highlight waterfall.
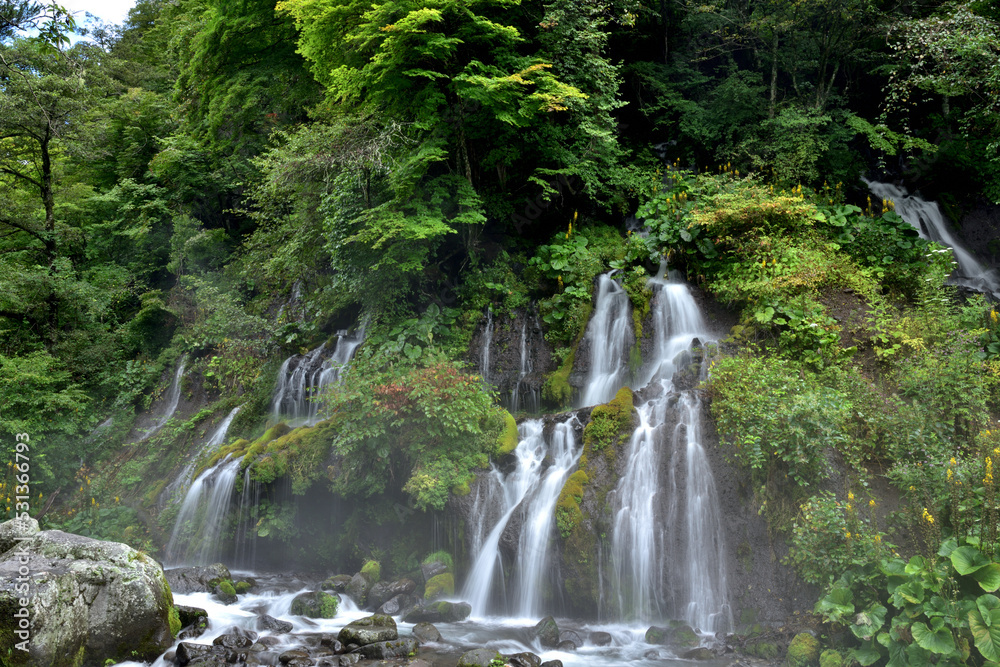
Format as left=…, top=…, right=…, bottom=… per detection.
left=509, top=317, right=540, bottom=414
left=232, top=468, right=262, bottom=569
left=140, top=355, right=187, bottom=440
left=480, top=309, right=493, bottom=387
left=866, top=179, right=1000, bottom=297
left=161, top=407, right=241, bottom=507
left=165, top=455, right=242, bottom=566
left=608, top=272, right=731, bottom=630
left=462, top=420, right=547, bottom=615
left=580, top=273, right=633, bottom=407
left=513, top=418, right=580, bottom=617
left=271, top=324, right=365, bottom=425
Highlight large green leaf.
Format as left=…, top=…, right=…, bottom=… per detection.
left=852, top=604, right=887, bottom=640
left=851, top=641, right=882, bottom=666
left=973, top=564, right=1000, bottom=593
left=970, top=602, right=1000, bottom=662
left=893, top=581, right=925, bottom=606
left=952, top=545, right=992, bottom=575
left=911, top=620, right=957, bottom=655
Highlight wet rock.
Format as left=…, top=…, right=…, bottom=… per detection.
left=411, top=622, right=442, bottom=643
left=368, top=578, right=417, bottom=610
left=176, top=641, right=226, bottom=664
left=507, top=651, right=542, bottom=667
left=540, top=662, right=564, bottom=667
left=556, top=640, right=576, bottom=651
left=378, top=593, right=419, bottom=616
left=531, top=616, right=560, bottom=648
left=559, top=630, right=583, bottom=646
left=402, top=600, right=472, bottom=623
left=346, top=572, right=370, bottom=606
left=354, top=637, right=419, bottom=659
left=682, top=647, right=715, bottom=660
left=177, top=605, right=209, bottom=628
left=645, top=623, right=698, bottom=648
left=787, top=632, right=820, bottom=667
left=292, top=590, right=341, bottom=618
left=279, top=648, right=313, bottom=663
left=589, top=631, right=612, bottom=646
left=323, top=574, right=353, bottom=593
left=457, top=648, right=503, bottom=667
left=420, top=559, right=449, bottom=584
left=407, top=660, right=434, bottom=667
left=320, top=635, right=344, bottom=652
left=338, top=614, right=398, bottom=646
left=423, top=572, right=455, bottom=600
left=258, top=635, right=283, bottom=647
left=0, top=526, right=174, bottom=667
left=166, top=563, right=232, bottom=594
left=644, top=649, right=662, bottom=659
left=213, top=626, right=257, bottom=649
left=258, top=613, right=294, bottom=633
left=337, top=654, right=361, bottom=665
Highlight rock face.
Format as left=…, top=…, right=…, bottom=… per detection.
left=337, top=613, right=398, bottom=646
left=0, top=526, right=174, bottom=667
left=401, top=600, right=472, bottom=623
left=165, top=563, right=232, bottom=594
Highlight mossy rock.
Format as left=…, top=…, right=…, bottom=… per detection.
left=583, top=386, right=635, bottom=459
left=542, top=347, right=577, bottom=407
left=556, top=470, right=589, bottom=538
left=787, top=633, right=820, bottom=667
left=245, top=421, right=336, bottom=492
left=291, top=591, right=340, bottom=619
left=744, top=641, right=780, bottom=659
left=215, top=579, right=237, bottom=604
left=422, top=551, right=454, bottom=571
left=424, top=573, right=455, bottom=600
left=496, top=411, right=519, bottom=456
left=451, top=475, right=474, bottom=496
left=234, top=580, right=252, bottom=594
left=168, top=605, right=181, bottom=637
left=361, top=560, right=381, bottom=584
left=819, top=649, right=843, bottom=667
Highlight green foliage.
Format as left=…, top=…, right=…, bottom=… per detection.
left=583, top=387, right=635, bottom=454
left=422, top=550, right=453, bottom=570
left=816, top=539, right=1000, bottom=666
left=710, top=355, right=848, bottom=489
left=321, top=359, right=504, bottom=510
left=556, top=470, right=589, bottom=538
left=496, top=411, right=519, bottom=456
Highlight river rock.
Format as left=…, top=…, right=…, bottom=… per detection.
left=323, top=574, right=354, bottom=592
left=165, top=562, right=232, bottom=593
left=292, top=590, right=340, bottom=618
left=681, top=647, right=715, bottom=660
left=556, top=640, right=576, bottom=651
left=559, top=630, right=583, bottom=646
left=214, top=626, right=257, bottom=648
left=507, top=651, right=542, bottom=667
left=645, top=623, right=698, bottom=648
left=411, top=622, right=442, bottom=643
left=338, top=613, right=398, bottom=646
left=368, top=578, right=417, bottom=610
left=531, top=616, right=560, bottom=648
left=540, top=662, right=564, bottom=667
left=402, top=600, right=472, bottom=623
left=176, top=641, right=227, bottom=664
left=346, top=572, right=369, bottom=606
left=457, top=648, right=503, bottom=667
left=589, top=631, right=612, bottom=646
left=0, top=526, right=174, bottom=667
left=0, top=515, right=38, bottom=553
left=378, top=592, right=418, bottom=616
left=258, top=613, right=294, bottom=633
left=354, top=637, right=419, bottom=659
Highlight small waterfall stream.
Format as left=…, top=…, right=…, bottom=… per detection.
left=165, top=455, right=242, bottom=566
left=580, top=273, right=633, bottom=407
left=271, top=325, right=365, bottom=425
left=140, top=355, right=187, bottom=440
left=480, top=308, right=494, bottom=388
left=161, top=406, right=241, bottom=507
left=866, top=179, right=1000, bottom=297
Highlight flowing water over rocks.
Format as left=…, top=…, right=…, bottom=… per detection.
left=140, top=355, right=187, bottom=441
left=165, top=455, right=243, bottom=566
left=580, top=273, right=634, bottom=407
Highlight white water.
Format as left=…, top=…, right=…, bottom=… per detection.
left=866, top=179, right=1000, bottom=297
left=514, top=419, right=581, bottom=617
left=481, top=308, right=494, bottom=387
left=509, top=317, right=541, bottom=414
left=270, top=324, right=365, bottom=426
left=140, top=356, right=187, bottom=441
left=462, top=420, right=547, bottom=615
left=609, top=270, right=731, bottom=630
left=161, top=407, right=241, bottom=507
left=580, top=273, right=634, bottom=407
left=165, top=455, right=242, bottom=566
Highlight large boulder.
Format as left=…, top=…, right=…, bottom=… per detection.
left=0, top=526, right=174, bottom=667
left=0, top=515, right=38, bottom=554
left=367, top=578, right=417, bottom=610
left=291, top=590, right=340, bottom=618
left=353, top=637, right=418, bottom=659
left=401, top=600, right=471, bottom=623
left=531, top=616, right=560, bottom=648
left=345, top=572, right=370, bottom=606
left=458, top=648, right=503, bottom=667
left=337, top=613, right=398, bottom=646
left=165, top=563, right=232, bottom=594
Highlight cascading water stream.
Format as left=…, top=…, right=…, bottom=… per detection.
left=161, top=406, right=241, bottom=507
left=462, top=421, right=547, bottom=615
left=271, top=324, right=365, bottom=425
left=165, top=455, right=242, bottom=566
left=866, top=179, right=1000, bottom=297
left=140, top=355, right=187, bottom=440
left=609, top=270, right=731, bottom=631
left=580, top=273, right=634, bottom=407
left=480, top=309, right=494, bottom=388
left=509, top=318, right=541, bottom=415
left=513, top=419, right=580, bottom=618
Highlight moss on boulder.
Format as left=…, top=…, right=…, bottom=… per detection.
left=424, top=573, right=455, bottom=600
left=496, top=410, right=519, bottom=455
left=787, top=633, right=820, bottom=667
left=361, top=560, right=381, bottom=584
left=556, top=470, right=589, bottom=537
